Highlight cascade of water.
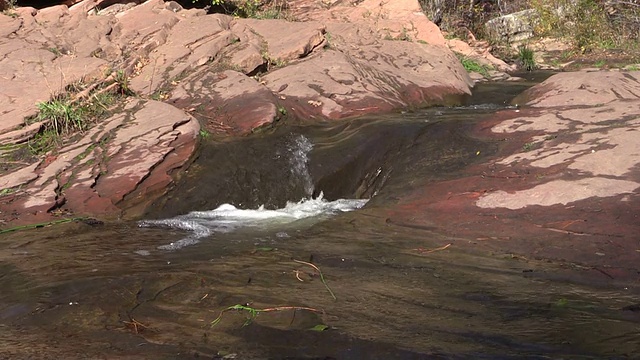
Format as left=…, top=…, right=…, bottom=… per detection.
left=287, top=134, right=314, bottom=197
left=139, top=195, right=368, bottom=250
left=137, top=134, right=372, bottom=250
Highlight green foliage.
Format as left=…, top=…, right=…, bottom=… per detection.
left=530, top=0, right=639, bottom=53
left=456, top=53, right=491, bottom=77
left=309, top=324, right=329, bottom=332
left=324, top=32, right=332, bottom=49
left=210, top=304, right=324, bottom=328
left=26, top=70, right=129, bottom=156
left=48, top=47, right=62, bottom=57
left=573, top=0, right=614, bottom=52
left=522, top=141, right=541, bottom=152
left=419, top=0, right=639, bottom=56
left=205, top=0, right=292, bottom=19
left=517, top=45, right=536, bottom=71
left=210, top=304, right=261, bottom=327
left=1, top=0, right=17, bottom=11
left=0, top=187, right=15, bottom=196
left=36, top=96, right=87, bottom=135
left=114, top=69, right=134, bottom=96
left=208, top=0, right=260, bottom=18
left=0, top=217, right=86, bottom=235
left=419, top=0, right=510, bottom=40
left=28, top=129, right=60, bottom=155
left=199, top=129, right=211, bottom=139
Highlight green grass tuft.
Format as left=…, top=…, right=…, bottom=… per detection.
left=36, top=96, right=87, bottom=135
left=518, top=45, right=536, bottom=71
left=456, top=54, right=492, bottom=77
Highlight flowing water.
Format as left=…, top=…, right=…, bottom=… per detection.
left=1, top=77, right=639, bottom=359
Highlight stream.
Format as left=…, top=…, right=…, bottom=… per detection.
left=1, top=75, right=639, bottom=359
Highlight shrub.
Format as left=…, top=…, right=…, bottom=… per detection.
left=419, top=0, right=530, bottom=39
left=209, top=0, right=290, bottom=18
left=530, top=0, right=639, bottom=52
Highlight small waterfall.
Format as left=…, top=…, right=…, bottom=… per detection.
left=139, top=195, right=368, bottom=250
left=288, top=134, right=314, bottom=197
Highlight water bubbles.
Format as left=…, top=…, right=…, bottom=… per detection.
left=288, top=134, right=314, bottom=197
left=139, top=193, right=368, bottom=251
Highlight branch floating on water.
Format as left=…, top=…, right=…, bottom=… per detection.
left=0, top=217, right=87, bottom=235
left=210, top=304, right=323, bottom=328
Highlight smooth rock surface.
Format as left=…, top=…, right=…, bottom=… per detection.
left=386, top=70, right=640, bottom=277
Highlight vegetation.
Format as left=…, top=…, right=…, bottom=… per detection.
left=420, top=0, right=640, bottom=64
left=207, top=0, right=293, bottom=19
left=456, top=53, right=492, bottom=77
left=1, top=0, right=17, bottom=12
left=0, top=217, right=86, bottom=234
left=522, top=141, right=541, bottom=152
left=199, top=129, right=211, bottom=139
left=24, top=71, right=133, bottom=156
left=210, top=304, right=324, bottom=328
left=36, top=95, right=87, bottom=135
left=517, top=45, right=536, bottom=71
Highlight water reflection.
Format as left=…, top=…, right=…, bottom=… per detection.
left=1, top=205, right=638, bottom=358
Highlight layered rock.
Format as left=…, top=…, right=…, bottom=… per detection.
left=386, top=70, right=640, bottom=273
left=0, top=100, right=199, bottom=224
left=0, top=0, right=470, bottom=224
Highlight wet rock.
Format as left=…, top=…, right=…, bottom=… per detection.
left=386, top=70, right=640, bottom=279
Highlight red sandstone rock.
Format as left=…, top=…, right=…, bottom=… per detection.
left=170, top=70, right=279, bottom=136
left=385, top=70, right=640, bottom=279
left=0, top=100, right=198, bottom=224
left=0, top=0, right=471, bottom=225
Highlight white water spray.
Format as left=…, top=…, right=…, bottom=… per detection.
left=139, top=193, right=368, bottom=250
left=288, top=134, right=315, bottom=197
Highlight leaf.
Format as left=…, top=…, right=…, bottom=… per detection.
left=254, top=247, right=274, bottom=252
left=309, top=324, right=329, bottom=332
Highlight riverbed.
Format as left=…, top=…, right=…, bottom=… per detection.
left=1, top=76, right=638, bottom=359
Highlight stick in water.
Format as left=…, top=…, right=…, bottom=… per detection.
left=293, top=259, right=337, bottom=300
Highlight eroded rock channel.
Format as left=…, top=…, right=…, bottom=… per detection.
left=1, top=0, right=640, bottom=358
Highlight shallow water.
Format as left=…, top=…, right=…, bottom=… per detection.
left=1, top=80, right=639, bottom=359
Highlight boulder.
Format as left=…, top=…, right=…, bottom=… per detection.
left=484, top=9, right=538, bottom=44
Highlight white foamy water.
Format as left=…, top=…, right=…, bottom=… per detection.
left=288, top=134, right=315, bottom=197
left=139, top=194, right=368, bottom=250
